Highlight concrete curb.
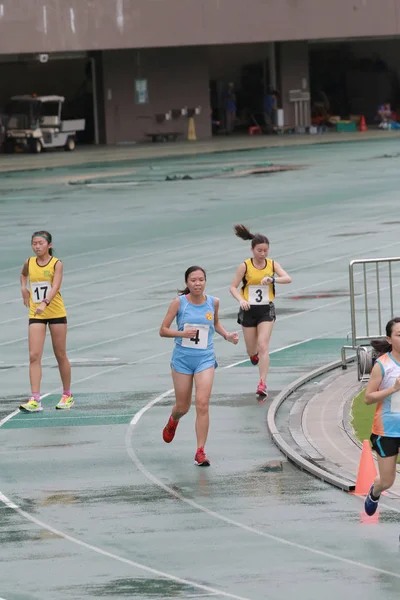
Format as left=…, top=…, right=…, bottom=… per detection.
left=267, top=357, right=357, bottom=492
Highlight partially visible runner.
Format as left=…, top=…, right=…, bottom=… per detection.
left=229, top=224, right=291, bottom=400
left=160, top=266, right=239, bottom=466
left=364, top=318, right=400, bottom=516
left=19, top=231, right=74, bottom=413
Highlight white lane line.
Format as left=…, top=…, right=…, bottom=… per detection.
left=0, top=225, right=335, bottom=315
left=0, top=261, right=352, bottom=331
left=0, top=201, right=390, bottom=303
left=224, top=336, right=322, bottom=369
left=0, top=275, right=351, bottom=370
left=0, top=359, right=251, bottom=599
left=0, top=275, right=354, bottom=377
left=6, top=414, right=139, bottom=422
left=0, top=410, right=19, bottom=428
left=0, top=332, right=348, bottom=598
left=125, top=367, right=400, bottom=582
left=0, top=231, right=385, bottom=345
left=0, top=217, right=357, bottom=305
left=0, top=493, right=249, bottom=600
left=13, top=205, right=400, bottom=305
left=1, top=225, right=398, bottom=348
left=186, top=595, right=218, bottom=598
left=0, top=204, right=331, bottom=286
left=0, top=212, right=235, bottom=277
left=0, top=352, right=250, bottom=600
left=0, top=349, right=171, bottom=424
left=0, top=325, right=348, bottom=425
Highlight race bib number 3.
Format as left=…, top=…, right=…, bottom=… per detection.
left=31, top=281, right=51, bottom=304
left=248, top=285, right=269, bottom=305
left=391, top=390, right=400, bottom=413
left=181, top=324, right=209, bottom=349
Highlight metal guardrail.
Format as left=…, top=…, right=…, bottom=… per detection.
left=341, top=257, right=400, bottom=379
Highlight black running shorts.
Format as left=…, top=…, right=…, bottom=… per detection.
left=237, top=303, right=276, bottom=328
left=29, top=317, right=67, bottom=325
left=370, top=433, right=400, bottom=458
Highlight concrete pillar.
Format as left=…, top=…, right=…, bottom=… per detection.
left=269, top=42, right=277, bottom=90
left=278, top=41, right=311, bottom=128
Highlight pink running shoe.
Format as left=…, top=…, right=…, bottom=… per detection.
left=256, top=380, right=268, bottom=398
left=194, top=447, right=210, bottom=467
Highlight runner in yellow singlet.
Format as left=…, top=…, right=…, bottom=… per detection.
left=19, top=230, right=74, bottom=413
left=229, top=224, right=291, bottom=400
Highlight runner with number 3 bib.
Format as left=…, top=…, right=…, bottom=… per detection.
left=160, top=266, right=239, bottom=466
left=230, top=225, right=291, bottom=400
left=19, top=231, right=73, bottom=413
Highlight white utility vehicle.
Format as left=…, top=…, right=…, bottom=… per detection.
left=4, top=95, right=85, bottom=153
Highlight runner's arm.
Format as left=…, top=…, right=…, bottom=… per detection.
left=159, top=298, right=196, bottom=339
left=20, top=259, right=30, bottom=307
left=273, top=261, right=292, bottom=284
left=20, top=259, right=29, bottom=289
left=214, top=298, right=239, bottom=344
left=45, top=260, right=63, bottom=304
left=229, top=263, right=247, bottom=302
left=364, top=362, right=399, bottom=404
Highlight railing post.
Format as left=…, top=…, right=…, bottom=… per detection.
left=349, top=261, right=356, bottom=347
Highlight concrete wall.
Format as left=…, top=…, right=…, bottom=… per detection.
left=1, top=0, right=400, bottom=54
left=102, top=47, right=211, bottom=144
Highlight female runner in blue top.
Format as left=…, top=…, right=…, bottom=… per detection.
left=159, top=266, right=239, bottom=466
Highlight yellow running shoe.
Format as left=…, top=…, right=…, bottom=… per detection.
left=55, top=395, right=74, bottom=410
left=19, top=398, right=43, bottom=413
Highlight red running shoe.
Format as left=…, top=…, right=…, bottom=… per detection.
left=163, top=415, right=179, bottom=443
left=256, top=380, right=268, bottom=398
left=250, top=354, right=259, bottom=366
left=194, top=447, right=210, bottom=467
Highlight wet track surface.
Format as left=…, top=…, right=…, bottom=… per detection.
left=1, top=139, right=400, bottom=599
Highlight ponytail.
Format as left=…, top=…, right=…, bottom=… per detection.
left=234, top=224, right=269, bottom=248
left=178, top=286, right=190, bottom=296
left=234, top=224, right=254, bottom=241
left=370, top=339, right=392, bottom=356
left=371, top=317, right=400, bottom=356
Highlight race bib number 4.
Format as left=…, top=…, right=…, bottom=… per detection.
left=31, top=281, right=51, bottom=304
left=248, top=285, right=269, bottom=305
left=181, top=324, right=209, bottom=349
left=391, top=390, right=400, bottom=413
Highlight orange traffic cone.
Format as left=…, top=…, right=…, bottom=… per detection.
left=359, top=115, right=367, bottom=132
left=351, top=439, right=377, bottom=495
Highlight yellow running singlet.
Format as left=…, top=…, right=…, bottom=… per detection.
left=28, top=256, right=67, bottom=319
left=241, top=258, right=275, bottom=303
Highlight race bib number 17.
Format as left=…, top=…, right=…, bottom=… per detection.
left=181, top=324, right=209, bottom=349
left=31, top=281, right=50, bottom=304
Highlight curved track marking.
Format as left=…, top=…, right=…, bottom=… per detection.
left=0, top=491, right=249, bottom=600
left=2, top=329, right=396, bottom=598
left=125, top=361, right=400, bottom=581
